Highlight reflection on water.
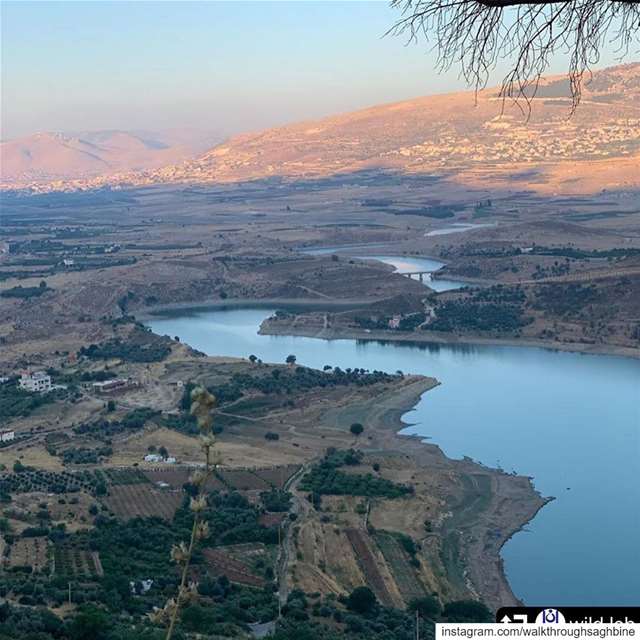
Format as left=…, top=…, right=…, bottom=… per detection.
left=148, top=307, right=640, bottom=606
left=425, top=222, right=497, bottom=237
left=299, top=245, right=471, bottom=291
left=358, top=255, right=469, bottom=292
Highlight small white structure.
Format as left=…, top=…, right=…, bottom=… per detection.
left=92, top=378, right=137, bottom=394
left=388, top=315, right=401, bottom=329
left=129, top=579, right=153, bottom=595
left=62, top=258, right=75, bottom=267
left=144, top=454, right=177, bottom=464
left=19, top=371, right=52, bottom=393
left=0, top=430, right=15, bottom=443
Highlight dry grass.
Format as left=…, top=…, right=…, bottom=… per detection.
left=8, top=491, right=96, bottom=531
left=109, top=427, right=201, bottom=466
left=0, top=446, right=63, bottom=472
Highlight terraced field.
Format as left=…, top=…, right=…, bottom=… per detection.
left=374, top=531, right=425, bottom=604
left=53, top=544, right=103, bottom=578
left=102, top=484, right=183, bottom=520
left=345, top=528, right=394, bottom=607
left=202, top=547, right=266, bottom=587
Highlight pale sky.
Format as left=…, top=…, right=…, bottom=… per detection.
left=0, top=1, right=626, bottom=141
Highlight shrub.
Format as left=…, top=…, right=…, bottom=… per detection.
left=346, top=586, right=377, bottom=614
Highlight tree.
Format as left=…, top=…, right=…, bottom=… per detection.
left=249, top=354, right=258, bottom=364
left=409, top=595, right=441, bottom=619
left=67, top=605, right=111, bottom=640
left=350, top=422, right=364, bottom=437
left=443, top=600, right=493, bottom=622
left=389, top=0, right=639, bottom=112
left=285, top=354, right=297, bottom=365
left=346, top=586, right=377, bottom=614
left=159, top=446, right=169, bottom=459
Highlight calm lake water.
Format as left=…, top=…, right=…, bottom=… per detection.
left=148, top=308, right=640, bottom=606
left=301, top=249, right=469, bottom=292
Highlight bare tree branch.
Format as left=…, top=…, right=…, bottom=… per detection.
left=388, top=0, right=640, bottom=113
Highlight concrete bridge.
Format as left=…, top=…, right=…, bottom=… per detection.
left=400, top=270, right=432, bottom=282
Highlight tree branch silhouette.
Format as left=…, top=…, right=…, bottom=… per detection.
left=388, top=0, right=640, bottom=113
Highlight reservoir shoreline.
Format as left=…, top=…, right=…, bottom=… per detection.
left=143, top=308, right=553, bottom=608
left=341, top=374, right=553, bottom=609
left=137, top=298, right=640, bottom=360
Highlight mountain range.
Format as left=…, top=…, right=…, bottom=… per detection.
left=0, top=129, right=220, bottom=186
left=2, top=63, right=639, bottom=195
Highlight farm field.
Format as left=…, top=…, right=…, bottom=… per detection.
left=345, top=528, right=395, bottom=608
left=7, top=491, right=95, bottom=531
left=53, top=544, right=103, bottom=578
left=7, top=536, right=49, bottom=572
left=142, top=464, right=301, bottom=492
left=202, top=547, right=266, bottom=587
left=374, top=531, right=426, bottom=604
left=253, top=465, right=301, bottom=489
left=101, top=468, right=149, bottom=485
left=102, top=484, right=183, bottom=520
left=0, top=469, right=100, bottom=494
left=219, top=469, right=271, bottom=491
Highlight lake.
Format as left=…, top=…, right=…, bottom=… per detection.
left=301, top=249, right=469, bottom=292
left=148, top=307, right=640, bottom=606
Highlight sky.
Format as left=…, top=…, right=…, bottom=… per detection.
left=0, top=1, right=627, bottom=141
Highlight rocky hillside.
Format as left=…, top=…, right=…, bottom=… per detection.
left=5, top=63, right=639, bottom=194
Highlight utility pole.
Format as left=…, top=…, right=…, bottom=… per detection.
left=277, top=522, right=282, bottom=619
left=68, top=581, right=71, bottom=605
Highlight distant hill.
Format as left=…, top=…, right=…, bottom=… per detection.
left=0, top=129, right=220, bottom=186
left=143, top=63, right=638, bottom=195
left=4, top=63, right=639, bottom=194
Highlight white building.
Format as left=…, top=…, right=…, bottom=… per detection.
left=144, top=454, right=177, bottom=464
left=19, top=371, right=52, bottom=393
left=0, top=430, right=15, bottom=443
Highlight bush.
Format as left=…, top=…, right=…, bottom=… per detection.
left=350, top=423, right=364, bottom=436
left=346, top=586, right=377, bottom=614
left=443, top=600, right=493, bottom=622
left=408, top=595, right=441, bottom=619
